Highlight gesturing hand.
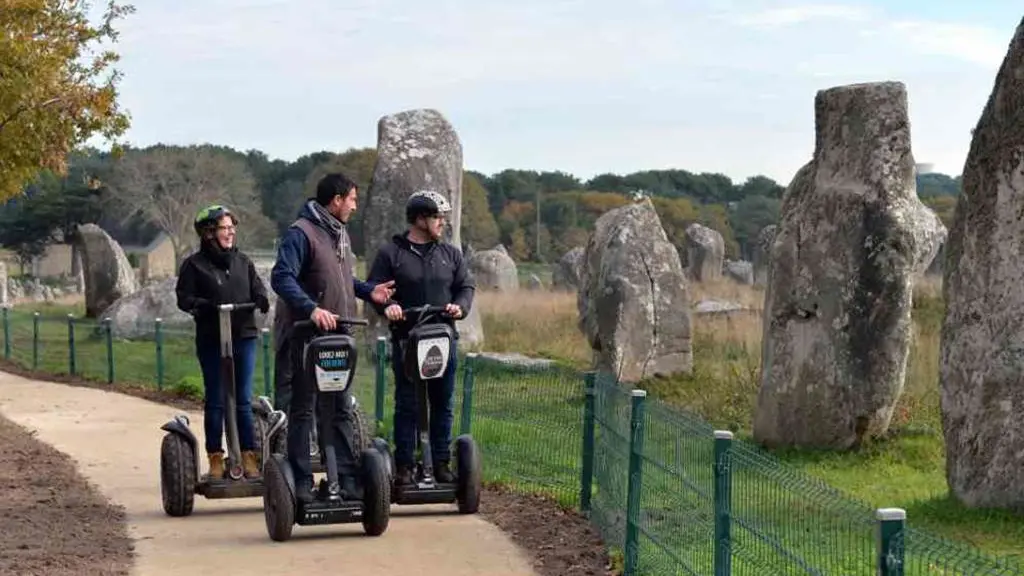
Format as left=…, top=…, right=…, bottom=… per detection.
left=371, top=280, right=395, bottom=305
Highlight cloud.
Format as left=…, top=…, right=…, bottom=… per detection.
left=725, top=3, right=870, bottom=29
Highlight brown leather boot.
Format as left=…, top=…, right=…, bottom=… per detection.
left=208, top=452, right=225, bottom=480
left=242, top=451, right=260, bottom=479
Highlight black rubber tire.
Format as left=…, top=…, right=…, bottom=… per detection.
left=455, top=435, right=482, bottom=514
left=370, top=437, right=394, bottom=481
left=160, top=432, right=196, bottom=517
left=352, top=404, right=373, bottom=453
left=360, top=448, right=391, bottom=536
left=263, top=457, right=295, bottom=542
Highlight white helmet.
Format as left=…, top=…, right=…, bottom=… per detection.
left=405, top=190, right=452, bottom=222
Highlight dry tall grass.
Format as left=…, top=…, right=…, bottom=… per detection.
left=475, top=273, right=946, bottom=436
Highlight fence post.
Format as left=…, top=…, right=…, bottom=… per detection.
left=155, top=318, right=164, bottom=391
left=261, top=328, right=271, bottom=397
left=2, top=307, right=9, bottom=360
left=103, top=318, right=114, bottom=383
left=460, top=353, right=478, bottom=436
left=66, top=314, right=76, bottom=376
left=32, top=313, right=39, bottom=370
left=624, top=389, right=647, bottom=576
left=876, top=508, right=906, bottom=576
left=580, top=371, right=597, bottom=515
left=713, top=430, right=734, bottom=576
left=375, top=336, right=386, bottom=429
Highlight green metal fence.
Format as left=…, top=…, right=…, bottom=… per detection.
left=1, top=307, right=1022, bottom=576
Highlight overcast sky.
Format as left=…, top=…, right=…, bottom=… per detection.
left=95, top=0, right=1022, bottom=184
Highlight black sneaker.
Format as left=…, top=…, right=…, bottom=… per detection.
left=434, top=461, right=455, bottom=483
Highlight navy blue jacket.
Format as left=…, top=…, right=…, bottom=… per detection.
left=270, top=202, right=375, bottom=318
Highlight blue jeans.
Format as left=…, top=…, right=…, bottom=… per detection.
left=392, top=340, right=457, bottom=468
left=196, top=337, right=257, bottom=454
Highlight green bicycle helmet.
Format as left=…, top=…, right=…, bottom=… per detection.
left=193, top=204, right=236, bottom=236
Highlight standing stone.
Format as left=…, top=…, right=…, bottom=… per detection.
left=469, top=248, right=519, bottom=291
left=753, top=225, right=777, bottom=286
left=577, top=197, right=692, bottom=382
left=361, top=108, right=482, bottom=350
left=684, top=223, right=724, bottom=282
left=552, top=247, right=584, bottom=291
left=754, top=81, right=945, bottom=450
left=724, top=260, right=754, bottom=285
left=73, top=224, right=139, bottom=318
left=941, top=19, right=1024, bottom=511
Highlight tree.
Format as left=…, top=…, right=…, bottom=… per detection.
left=461, top=172, right=499, bottom=249
left=103, top=145, right=274, bottom=262
left=0, top=0, right=134, bottom=202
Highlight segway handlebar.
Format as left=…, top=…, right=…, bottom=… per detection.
left=401, top=305, right=450, bottom=316
left=218, top=302, right=258, bottom=313
left=292, top=315, right=369, bottom=332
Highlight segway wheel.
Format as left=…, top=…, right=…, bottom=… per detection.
left=360, top=448, right=391, bottom=536
left=263, top=457, right=295, bottom=542
left=370, top=437, right=394, bottom=481
left=160, top=432, right=196, bottom=517
left=352, top=404, right=373, bottom=453
left=455, top=434, right=482, bottom=514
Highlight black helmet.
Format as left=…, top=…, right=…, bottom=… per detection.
left=405, top=190, right=452, bottom=224
left=193, top=204, right=236, bottom=236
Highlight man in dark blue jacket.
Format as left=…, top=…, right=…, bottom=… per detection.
left=270, top=173, right=392, bottom=500
left=367, top=190, right=475, bottom=487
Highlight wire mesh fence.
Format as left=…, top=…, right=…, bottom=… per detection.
left=1, top=307, right=1021, bottom=576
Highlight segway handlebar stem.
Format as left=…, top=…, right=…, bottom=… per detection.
left=218, top=302, right=258, bottom=313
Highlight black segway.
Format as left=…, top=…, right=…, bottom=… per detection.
left=160, top=302, right=284, bottom=517
left=373, top=305, right=482, bottom=514
left=261, top=314, right=391, bottom=542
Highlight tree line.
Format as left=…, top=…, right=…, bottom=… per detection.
left=0, top=144, right=962, bottom=270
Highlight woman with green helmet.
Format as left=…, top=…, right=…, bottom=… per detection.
left=175, top=204, right=271, bottom=480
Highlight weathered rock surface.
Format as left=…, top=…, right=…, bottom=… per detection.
left=73, top=224, right=139, bottom=318
left=577, top=198, right=692, bottom=382
left=360, top=108, right=482, bottom=350
left=684, top=223, right=724, bottom=282
left=552, top=247, right=584, bottom=291
left=724, top=260, right=754, bottom=285
left=526, top=274, right=543, bottom=291
left=469, top=248, right=519, bottom=291
left=754, top=81, right=943, bottom=450
left=940, top=19, right=1024, bottom=512
left=362, top=108, right=464, bottom=255
left=753, top=225, right=777, bottom=286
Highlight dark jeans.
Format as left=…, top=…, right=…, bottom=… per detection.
left=196, top=337, right=257, bottom=455
left=392, top=339, right=457, bottom=468
left=273, top=342, right=293, bottom=415
left=285, top=334, right=359, bottom=488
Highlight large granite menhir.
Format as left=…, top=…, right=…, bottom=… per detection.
left=940, top=18, right=1024, bottom=512
left=73, top=223, right=139, bottom=318
left=754, top=81, right=945, bottom=451
left=577, top=198, right=692, bottom=382
left=361, top=108, right=482, bottom=350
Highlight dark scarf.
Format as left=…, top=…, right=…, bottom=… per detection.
left=200, top=238, right=236, bottom=270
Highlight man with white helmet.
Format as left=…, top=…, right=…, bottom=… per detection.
left=367, top=190, right=475, bottom=487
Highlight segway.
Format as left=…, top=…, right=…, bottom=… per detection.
left=261, top=314, right=391, bottom=542
left=159, top=302, right=284, bottom=517
left=373, top=305, right=482, bottom=514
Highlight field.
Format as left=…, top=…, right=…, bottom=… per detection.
left=3, top=269, right=1023, bottom=571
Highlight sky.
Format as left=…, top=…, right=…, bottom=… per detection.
left=90, top=0, right=1023, bottom=185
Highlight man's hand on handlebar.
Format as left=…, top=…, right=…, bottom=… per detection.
left=310, top=307, right=337, bottom=331
left=384, top=304, right=404, bottom=321
left=444, top=303, right=463, bottom=319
